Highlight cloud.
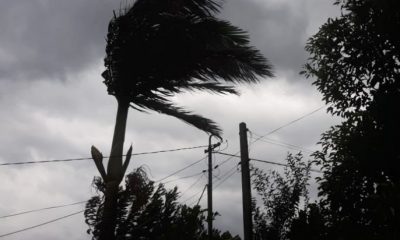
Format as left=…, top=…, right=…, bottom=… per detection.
left=220, top=0, right=339, bottom=78
left=0, top=0, right=119, bottom=81
left=0, top=0, right=340, bottom=83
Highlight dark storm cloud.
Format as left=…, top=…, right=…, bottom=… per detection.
left=0, top=0, right=119, bottom=81
left=222, top=0, right=307, bottom=75
left=221, top=0, right=339, bottom=77
left=0, top=0, right=338, bottom=82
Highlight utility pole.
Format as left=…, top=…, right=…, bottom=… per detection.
left=240, top=122, right=253, bottom=240
left=205, top=134, right=221, bottom=240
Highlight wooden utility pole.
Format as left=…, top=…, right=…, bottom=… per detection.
left=206, top=135, right=221, bottom=240
left=240, top=122, right=253, bottom=240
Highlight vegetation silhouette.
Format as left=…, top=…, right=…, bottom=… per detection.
left=84, top=168, right=241, bottom=240
left=251, top=153, right=311, bottom=240
left=250, top=1, right=400, bottom=238
left=294, top=0, right=400, bottom=239
left=91, top=0, right=273, bottom=239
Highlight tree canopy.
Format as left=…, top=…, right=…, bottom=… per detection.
left=251, top=153, right=311, bottom=240
left=300, top=0, right=400, bottom=239
left=303, top=0, right=400, bottom=119
left=85, top=168, right=240, bottom=240
left=103, top=0, right=273, bottom=136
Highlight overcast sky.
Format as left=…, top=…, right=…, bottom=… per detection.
left=0, top=0, right=341, bottom=239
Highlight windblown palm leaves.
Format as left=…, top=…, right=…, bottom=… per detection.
left=102, top=0, right=273, bottom=136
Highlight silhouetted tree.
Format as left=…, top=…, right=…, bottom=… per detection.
left=251, top=153, right=311, bottom=240
left=91, top=1, right=273, bottom=239
left=84, top=168, right=240, bottom=240
left=301, top=0, right=400, bottom=239
left=287, top=203, right=327, bottom=240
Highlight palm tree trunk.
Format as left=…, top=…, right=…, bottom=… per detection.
left=99, top=99, right=129, bottom=240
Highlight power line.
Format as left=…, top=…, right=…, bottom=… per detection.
left=182, top=162, right=236, bottom=205
left=213, top=153, right=236, bottom=169
left=154, top=156, right=207, bottom=183
left=213, top=164, right=240, bottom=189
left=213, top=173, right=221, bottom=180
left=214, top=152, right=322, bottom=173
left=213, top=169, right=239, bottom=190
left=240, top=107, right=325, bottom=173
left=0, top=210, right=84, bottom=238
left=2, top=157, right=207, bottom=220
left=249, top=133, right=314, bottom=154
left=210, top=107, right=324, bottom=172
left=250, top=106, right=325, bottom=145
left=0, top=201, right=86, bottom=219
left=196, top=184, right=207, bottom=206
left=0, top=145, right=208, bottom=167
left=163, top=170, right=206, bottom=184
left=251, top=159, right=322, bottom=173
left=1, top=170, right=205, bottom=220
left=130, top=145, right=207, bottom=156
left=215, top=152, right=286, bottom=167
left=182, top=160, right=240, bottom=206
left=216, top=161, right=240, bottom=181
left=256, top=138, right=313, bottom=153
left=181, top=184, right=207, bottom=204
left=179, top=173, right=206, bottom=198
left=1, top=172, right=204, bottom=220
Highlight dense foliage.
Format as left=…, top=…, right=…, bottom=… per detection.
left=251, top=153, right=311, bottom=240
left=300, top=0, right=400, bottom=239
left=85, top=168, right=240, bottom=240
left=255, top=2, right=400, bottom=238
left=303, top=0, right=400, bottom=119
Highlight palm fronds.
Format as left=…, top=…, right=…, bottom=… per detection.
left=132, top=96, right=222, bottom=136
left=102, top=0, right=273, bottom=135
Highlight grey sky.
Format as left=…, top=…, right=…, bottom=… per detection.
left=0, top=0, right=119, bottom=81
left=0, top=0, right=340, bottom=239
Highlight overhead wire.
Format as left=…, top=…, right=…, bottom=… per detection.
left=0, top=150, right=227, bottom=236
left=215, top=161, right=240, bottom=180
left=213, top=173, right=221, bottom=180
left=162, top=170, right=206, bottom=184
left=213, top=168, right=239, bottom=190
left=249, top=132, right=314, bottom=154
left=179, top=173, right=206, bottom=198
left=214, top=152, right=322, bottom=173
left=212, top=151, right=222, bottom=178
left=0, top=210, right=84, bottom=238
left=0, top=145, right=208, bottom=167
left=182, top=159, right=239, bottom=205
left=249, top=106, right=325, bottom=145
left=154, top=156, right=207, bottom=183
left=255, top=138, right=314, bottom=154
left=251, top=158, right=322, bottom=173
left=213, top=163, right=241, bottom=190
left=210, top=106, right=325, bottom=171
left=196, top=185, right=208, bottom=206
left=0, top=164, right=235, bottom=237
left=181, top=184, right=207, bottom=204
left=0, top=201, right=86, bottom=219
left=1, top=156, right=208, bottom=221
left=213, top=153, right=236, bottom=169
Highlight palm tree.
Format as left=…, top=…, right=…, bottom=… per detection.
left=91, top=0, right=273, bottom=239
